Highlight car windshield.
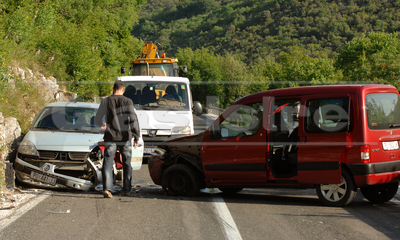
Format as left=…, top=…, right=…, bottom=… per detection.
left=123, top=81, right=189, bottom=111
left=366, top=93, right=400, bottom=130
left=32, top=106, right=103, bottom=133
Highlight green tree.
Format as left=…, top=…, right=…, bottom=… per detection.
left=335, top=31, right=400, bottom=87
left=176, top=47, right=223, bottom=106
left=1, top=0, right=145, bottom=99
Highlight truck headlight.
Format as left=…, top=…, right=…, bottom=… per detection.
left=171, top=126, right=191, bottom=134
left=18, top=140, right=39, bottom=156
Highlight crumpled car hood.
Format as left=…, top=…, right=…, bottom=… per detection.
left=23, top=130, right=104, bottom=152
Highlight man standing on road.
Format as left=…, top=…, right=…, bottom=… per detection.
left=95, top=80, right=140, bottom=198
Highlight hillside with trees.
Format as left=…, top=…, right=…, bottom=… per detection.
left=133, top=0, right=400, bottom=108
left=1, top=0, right=400, bottom=112
left=133, top=0, right=400, bottom=62
left=1, top=0, right=145, bottom=100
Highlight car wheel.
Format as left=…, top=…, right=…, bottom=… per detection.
left=360, top=182, right=399, bottom=204
left=316, top=169, right=357, bottom=207
left=162, top=164, right=200, bottom=197
left=218, top=187, right=243, bottom=194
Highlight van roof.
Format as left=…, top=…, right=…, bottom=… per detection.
left=236, top=84, right=398, bottom=103
left=116, top=76, right=190, bottom=84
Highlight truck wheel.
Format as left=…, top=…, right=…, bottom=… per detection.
left=162, top=164, right=200, bottom=197
left=316, top=169, right=357, bottom=207
left=360, top=182, right=399, bottom=204
left=218, top=187, right=243, bottom=194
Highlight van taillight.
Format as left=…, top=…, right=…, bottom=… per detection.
left=360, top=145, right=370, bottom=163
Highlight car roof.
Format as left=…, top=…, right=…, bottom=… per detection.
left=43, top=102, right=100, bottom=109
left=116, top=76, right=190, bottom=84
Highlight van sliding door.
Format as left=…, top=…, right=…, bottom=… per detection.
left=297, top=96, right=350, bottom=184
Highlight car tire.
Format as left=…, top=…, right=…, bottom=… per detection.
left=316, top=169, right=357, bottom=207
left=360, top=182, right=399, bottom=204
left=218, top=187, right=243, bottom=194
left=162, top=164, right=200, bottom=197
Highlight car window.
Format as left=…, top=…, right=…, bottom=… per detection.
left=218, top=102, right=263, bottom=138
left=33, top=107, right=103, bottom=133
left=305, top=97, right=349, bottom=133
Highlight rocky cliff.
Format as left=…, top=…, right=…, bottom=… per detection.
left=0, top=67, right=77, bottom=193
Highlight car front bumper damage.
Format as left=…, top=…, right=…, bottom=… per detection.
left=14, top=157, right=102, bottom=191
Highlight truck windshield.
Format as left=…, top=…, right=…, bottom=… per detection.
left=131, top=63, right=175, bottom=76
left=123, top=82, right=189, bottom=111
left=366, top=93, right=400, bottom=130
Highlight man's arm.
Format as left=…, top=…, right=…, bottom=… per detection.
left=95, top=98, right=107, bottom=128
left=128, top=101, right=140, bottom=141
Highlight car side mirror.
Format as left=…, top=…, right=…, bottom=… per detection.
left=193, top=101, right=203, bottom=116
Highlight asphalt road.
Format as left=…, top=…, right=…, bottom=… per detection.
left=1, top=114, right=400, bottom=239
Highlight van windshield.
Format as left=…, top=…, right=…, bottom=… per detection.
left=123, top=82, right=189, bottom=111
left=366, top=93, right=400, bottom=130
left=131, top=63, right=175, bottom=76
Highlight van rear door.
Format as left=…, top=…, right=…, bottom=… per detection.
left=297, top=95, right=350, bottom=184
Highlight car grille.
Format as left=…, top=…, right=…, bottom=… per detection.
left=39, top=151, right=58, bottom=159
left=38, top=151, right=88, bottom=161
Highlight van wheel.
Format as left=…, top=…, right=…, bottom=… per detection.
left=316, top=169, right=357, bottom=207
left=162, top=164, right=200, bottom=197
left=360, top=182, right=399, bottom=204
left=218, top=187, right=243, bottom=194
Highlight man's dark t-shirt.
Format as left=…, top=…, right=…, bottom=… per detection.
left=95, top=95, right=140, bottom=142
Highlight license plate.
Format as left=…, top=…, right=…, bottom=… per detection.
left=30, top=171, right=57, bottom=185
left=382, top=141, right=399, bottom=151
left=144, top=147, right=156, bottom=154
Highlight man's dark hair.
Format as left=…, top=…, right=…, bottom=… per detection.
left=113, top=80, right=125, bottom=91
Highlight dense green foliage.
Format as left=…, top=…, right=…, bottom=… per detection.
left=134, top=0, right=400, bottom=108
left=134, top=0, right=400, bottom=62
left=1, top=0, right=400, bottom=109
left=1, top=0, right=145, bottom=99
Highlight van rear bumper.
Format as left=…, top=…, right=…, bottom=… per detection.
left=347, top=160, right=400, bottom=186
left=347, top=160, right=400, bottom=175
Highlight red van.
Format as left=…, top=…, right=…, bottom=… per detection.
left=148, top=85, right=400, bottom=206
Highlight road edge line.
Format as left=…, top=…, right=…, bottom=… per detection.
left=0, top=193, right=50, bottom=231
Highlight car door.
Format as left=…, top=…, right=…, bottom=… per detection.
left=296, top=95, right=350, bottom=184
left=202, top=101, right=267, bottom=184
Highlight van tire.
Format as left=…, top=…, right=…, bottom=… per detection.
left=360, top=182, right=399, bottom=204
left=316, top=169, right=357, bottom=207
left=161, top=164, right=200, bottom=197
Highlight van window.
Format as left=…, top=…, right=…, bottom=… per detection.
left=219, top=103, right=263, bottom=138
left=305, top=97, right=349, bottom=133
left=366, top=93, right=400, bottom=130
left=272, top=99, right=301, bottom=135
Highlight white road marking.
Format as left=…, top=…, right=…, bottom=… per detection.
left=0, top=193, right=49, bottom=231
left=211, top=196, right=243, bottom=240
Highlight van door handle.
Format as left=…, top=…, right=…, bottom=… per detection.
left=299, top=136, right=306, bottom=143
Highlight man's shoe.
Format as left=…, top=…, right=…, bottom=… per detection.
left=122, top=190, right=131, bottom=196
left=103, top=190, right=113, bottom=198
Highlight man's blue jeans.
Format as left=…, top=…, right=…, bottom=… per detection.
left=103, top=141, right=132, bottom=193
